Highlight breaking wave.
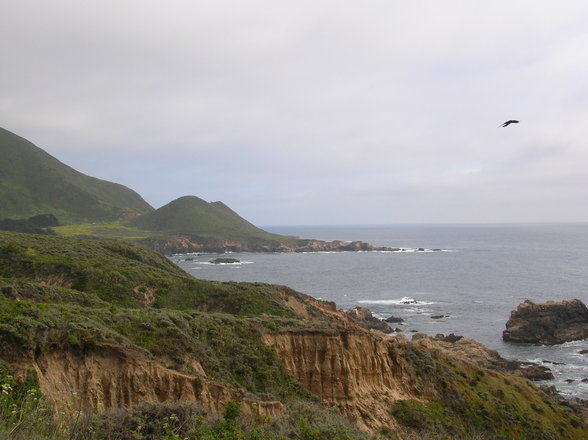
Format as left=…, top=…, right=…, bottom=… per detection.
left=358, top=296, right=436, bottom=306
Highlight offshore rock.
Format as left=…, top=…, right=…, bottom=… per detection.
left=385, top=316, right=404, bottom=323
left=345, top=307, right=392, bottom=333
left=209, top=257, right=240, bottom=264
left=503, top=299, right=588, bottom=345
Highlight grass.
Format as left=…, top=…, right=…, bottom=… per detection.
left=55, top=222, right=152, bottom=240
left=0, top=361, right=57, bottom=440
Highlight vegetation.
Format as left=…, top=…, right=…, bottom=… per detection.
left=0, top=127, right=153, bottom=223
left=390, top=366, right=584, bottom=439
left=0, top=230, right=586, bottom=440
left=0, top=361, right=56, bottom=440
left=0, top=214, right=59, bottom=235
left=0, top=126, right=337, bottom=252
left=127, top=195, right=302, bottom=250
left=0, top=231, right=309, bottom=316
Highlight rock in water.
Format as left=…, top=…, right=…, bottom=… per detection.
left=503, top=299, right=588, bottom=345
left=209, top=257, right=241, bottom=264
left=345, top=307, right=392, bottom=333
left=385, top=315, right=404, bottom=323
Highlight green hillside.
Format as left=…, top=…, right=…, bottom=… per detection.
left=0, top=231, right=585, bottom=440
left=128, top=195, right=299, bottom=247
left=0, top=127, right=153, bottom=223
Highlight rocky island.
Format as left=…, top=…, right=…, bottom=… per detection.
left=503, top=299, right=588, bottom=345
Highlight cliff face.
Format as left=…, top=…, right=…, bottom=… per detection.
left=13, top=343, right=283, bottom=419
left=263, top=329, right=438, bottom=432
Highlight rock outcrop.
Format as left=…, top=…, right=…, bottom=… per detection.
left=141, top=235, right=402, bottom=254
left=412, top=333, right=556, bottom=381
left=344, top=307, right=392, bottom=333
left=503, top=299, right=588, bottom=345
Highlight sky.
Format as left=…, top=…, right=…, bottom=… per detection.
left=2, top=1, right=588, bottom=225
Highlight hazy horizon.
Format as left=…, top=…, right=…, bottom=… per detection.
left=2, top=1, right=588, bottom=225
left=261, top=221, right=588, bottom=228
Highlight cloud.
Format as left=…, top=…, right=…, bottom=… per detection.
left=1, top=1, right=588, bottom=224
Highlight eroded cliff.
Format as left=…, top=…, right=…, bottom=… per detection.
left=264, top=329, right=436, bottom=432
left=12, top=343, right=283, bottom=419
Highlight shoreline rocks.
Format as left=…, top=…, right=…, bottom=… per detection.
left=503, top=299, right=588, bottom=345
left=344, top=307, right=392, bottom=333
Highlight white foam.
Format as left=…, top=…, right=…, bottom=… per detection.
left=358, top=297, right=435, bottom=306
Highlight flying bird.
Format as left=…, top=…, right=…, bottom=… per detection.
left=499, top=120, right=519, bottom=127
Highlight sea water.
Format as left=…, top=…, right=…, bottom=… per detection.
left=171, top=223, right=588, bottom=399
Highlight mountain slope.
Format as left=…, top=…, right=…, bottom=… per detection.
left=128, top=195, right=299, bottom=249
left=0, top=127, right=153, bottom=223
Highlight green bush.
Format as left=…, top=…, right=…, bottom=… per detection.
left=0, top=362, right=56, bottom=440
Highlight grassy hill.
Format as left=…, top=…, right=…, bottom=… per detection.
left=127, top=195, right=302, bottom=251
left=0, top=127, right=381, bottom=253
left=128, top=196, right=267, bottom=237
left=0, top=127, right=153, bottom=223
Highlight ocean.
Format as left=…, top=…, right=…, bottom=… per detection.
left=171, top=223, right=588, bottom=399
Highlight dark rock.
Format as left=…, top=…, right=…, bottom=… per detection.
left=539, top=386, right=588, bottom=420
left=565, top=379, right=575, bottom=383
left=518, top=365, right=554, bottom=381
left=542, top=360, right=565, bottom=365
left=582, top=378, right=588, bottom=383
left=184, top=257, right=194, bottom=261
left=503, top=299, right=588, bottom=345
left=579, top=349, right=588, bottom=355
left=209, top=257, right=241, bottom=264
left=345, top=307, right=392, bottom=333
left=431, top=315, right=448, bottom=319
left=385, top=316, right=404, bottom=323
left=434, top=333, right=464, bottom=343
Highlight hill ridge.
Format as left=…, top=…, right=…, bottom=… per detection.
left=0, top=126, right=153, bottom=223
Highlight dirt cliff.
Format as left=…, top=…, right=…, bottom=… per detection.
left=263, top=329, right=439, bottom=432
left=12, top=343, right=283, bottom=420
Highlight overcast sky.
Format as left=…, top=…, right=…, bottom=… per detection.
left=2, top=1, right=588, bottom=225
